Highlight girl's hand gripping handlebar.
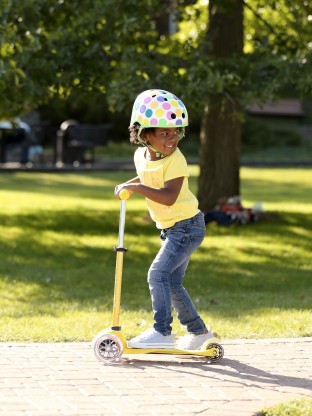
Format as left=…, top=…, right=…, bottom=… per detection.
left=118, top=189, right=131, bottom=200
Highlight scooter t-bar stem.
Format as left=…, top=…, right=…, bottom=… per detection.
left=112, top=189, right=130, bottom=328
left=117, top=189, right=130, bottom=248
left=118, top=201, right=126, bottom=248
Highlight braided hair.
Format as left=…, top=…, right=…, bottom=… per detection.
left=129, top=122, right=156, bottom=145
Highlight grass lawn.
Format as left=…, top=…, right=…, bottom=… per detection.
left=257, top=398, right=312, bottom=416
left=0, top=167, right=311, bottom=342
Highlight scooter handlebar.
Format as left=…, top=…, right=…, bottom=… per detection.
left=119, top=189, right=131, bottom=200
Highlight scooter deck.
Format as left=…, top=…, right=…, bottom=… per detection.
left=123, top=344, right=219, bottom=356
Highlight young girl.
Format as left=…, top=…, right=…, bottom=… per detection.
left=114, top=89, right=213, bottom=350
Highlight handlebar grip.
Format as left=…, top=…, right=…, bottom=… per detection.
left=119, top=189, right=131, bottom=200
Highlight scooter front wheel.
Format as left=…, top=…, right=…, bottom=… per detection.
left=93, top=334, right=123, bottom=363
left=205, top=342, right=224, bottom=363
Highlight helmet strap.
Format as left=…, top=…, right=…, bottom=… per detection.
left=137, top=125, right=186, bottom=159
left=138, top=125, right=165, bottom=159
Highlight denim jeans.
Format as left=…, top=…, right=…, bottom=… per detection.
left=147, top=212, right=207, bottom=336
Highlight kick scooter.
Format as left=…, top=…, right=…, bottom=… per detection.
left=93, top=189, right=224, bottom=364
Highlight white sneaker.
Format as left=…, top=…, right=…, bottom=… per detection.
left=176, top=331, right=215, bottom=351
left=128, top=329, right=175, bottom=349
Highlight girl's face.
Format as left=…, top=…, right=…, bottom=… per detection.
left=144, top=128, right=181, bottom=158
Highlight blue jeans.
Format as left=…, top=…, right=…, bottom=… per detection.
left=147, top=212, right=207, bottom=336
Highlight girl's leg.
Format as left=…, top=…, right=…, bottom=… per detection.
left=148, top=212, right=206, bottom=335
left=147, top=242, right=176, bottom=336
left=169, top=260, right=207, bottom=334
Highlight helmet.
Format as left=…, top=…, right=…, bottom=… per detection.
left=130, top=89, right=188, bottom=129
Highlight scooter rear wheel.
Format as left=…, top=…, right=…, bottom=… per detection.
left=94, top=334, right=123, bottom=363
left=206, top=342, right=224, bottom=362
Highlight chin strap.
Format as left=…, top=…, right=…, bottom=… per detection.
left=137, top=125, right=165, bottom=158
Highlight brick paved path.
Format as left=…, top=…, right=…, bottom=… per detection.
left=0, top=338, right=311, bottom=416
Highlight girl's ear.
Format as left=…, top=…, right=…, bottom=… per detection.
left=141, top=130, right=149, bottom=143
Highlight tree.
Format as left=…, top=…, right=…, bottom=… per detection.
left=1, top=0, right=311, bottom=209
left=198, top=0, right=243, bottom=210
left=179, top=0, right=312, bottom=209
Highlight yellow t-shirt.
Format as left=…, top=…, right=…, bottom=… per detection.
left=134, top=147, right=200, bottom=229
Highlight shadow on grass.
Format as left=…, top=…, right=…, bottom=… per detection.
left=0, top=206, right=311, bottom=317
left=0, top=208, right=157, bottom=315
left=206, top=211, right=312, bottom=252
left=0, top=209, right=151, bottom=235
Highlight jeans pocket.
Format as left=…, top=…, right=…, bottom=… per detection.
left=192, top=212, right=206, bottom=229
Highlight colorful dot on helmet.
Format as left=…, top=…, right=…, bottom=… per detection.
left=156, top=108, right=165, bottom=117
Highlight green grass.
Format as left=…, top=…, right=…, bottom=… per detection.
left=256, top=398, right=312, bottom=416
left=0, top=167, right=311, bottom=342
left=241, top=145, right=312, bottom=162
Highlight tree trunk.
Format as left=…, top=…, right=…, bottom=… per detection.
left=198, top=0, right=243, bottom=211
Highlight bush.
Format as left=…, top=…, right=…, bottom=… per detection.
left=242, top=117, right=303, bottom=148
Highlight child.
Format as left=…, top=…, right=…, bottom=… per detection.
left=114, top=89, right=213, bottom=350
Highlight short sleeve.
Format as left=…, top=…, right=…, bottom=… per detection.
left=163, top=149, right=189, bottom=182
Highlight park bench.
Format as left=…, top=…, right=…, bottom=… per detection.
left=55, top=123, right=113, bottom=166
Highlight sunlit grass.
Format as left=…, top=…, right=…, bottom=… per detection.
left=0, top=168, right=311, bottom=341
left=257, top=398, right=312, bottom=416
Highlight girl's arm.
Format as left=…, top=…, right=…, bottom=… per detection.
left=114, top=176, right=140, bottom=197
left=124, top=176, right=141, bottom=184
left=117, top=176, right=184, bottom=206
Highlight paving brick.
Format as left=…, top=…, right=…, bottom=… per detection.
left=0, top=338, right=311, bottom=416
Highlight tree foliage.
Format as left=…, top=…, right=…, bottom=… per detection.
left=0, top=0, right=160, bottom=116
left=0, top=0, right=311, bottom=114
left=1, top=1, right=312, bottom=207
left=1, top=0, right=311, bottom=118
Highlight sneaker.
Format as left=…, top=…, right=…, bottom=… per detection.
left=128, top=329, right=175, bottom=349
left=176, top=331, right=215, bottom=351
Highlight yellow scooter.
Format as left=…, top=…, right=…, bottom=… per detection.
left=93, top=189, right=224, bottom=364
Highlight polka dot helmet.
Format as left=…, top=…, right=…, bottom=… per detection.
left=130, top=89, right=188, bottom=144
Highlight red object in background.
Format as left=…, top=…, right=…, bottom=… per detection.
left=216, top=196, right=258, bottom=225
